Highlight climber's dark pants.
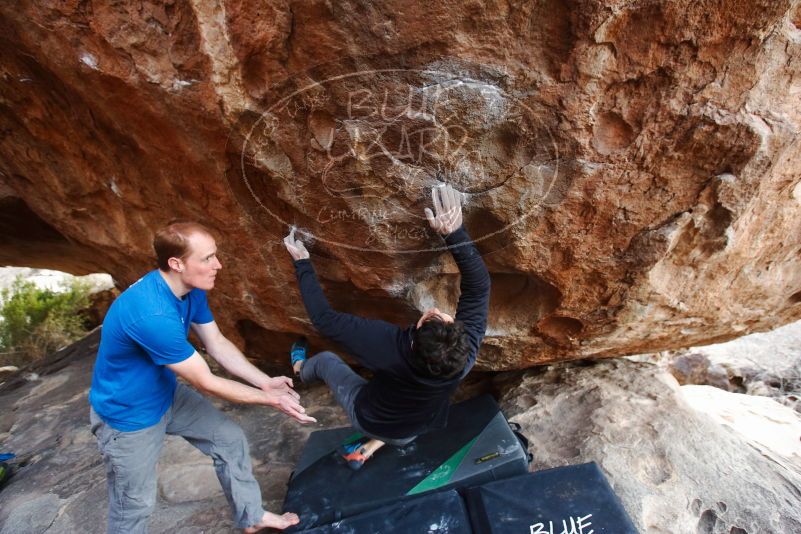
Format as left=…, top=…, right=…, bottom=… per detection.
left=300, top=351, right=416, bottom=447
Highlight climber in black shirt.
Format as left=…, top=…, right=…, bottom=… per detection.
left=284, top=183, right=490, bottom=469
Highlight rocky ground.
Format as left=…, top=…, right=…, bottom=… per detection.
left=499, top=361, right=801, bottom=534
left=0, top=324, right=800, bottom=533
left=662, top=320, right=801, bottom=413
left=0, top=330, right=352, bottom=533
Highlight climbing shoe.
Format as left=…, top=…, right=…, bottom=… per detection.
left=338, top=438, right=370, bottom=471
left=290, top=338, right=308, bottom=375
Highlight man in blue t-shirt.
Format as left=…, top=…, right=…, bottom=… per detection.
left=89, top=220, right=315, bottom=533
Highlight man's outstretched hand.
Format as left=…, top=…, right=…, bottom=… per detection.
left=259, top=375, right=299, bottom=400
left=260, top=375, right=315, bottom=423
left=424, top=183, right=463, bottom=236
left=265, top=388, right=317, bottom=424
left=284, top=227, right=310, bottom=261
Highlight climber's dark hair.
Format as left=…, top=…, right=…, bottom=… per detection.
left=410, top=317, right=471, bottom=379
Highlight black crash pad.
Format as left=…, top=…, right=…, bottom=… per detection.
left=295, top=489, right=472, bottom=533
left=283, top=394, right=530, bottom=531
left=464, top=462, right=639, bottom=534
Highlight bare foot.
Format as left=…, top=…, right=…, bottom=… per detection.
left=292, top=359, right=303, bottom=375
left=243, top=511, right=300, bottom=533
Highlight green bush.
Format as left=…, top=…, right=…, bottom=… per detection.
left=0, top=276, right=92, bottom=366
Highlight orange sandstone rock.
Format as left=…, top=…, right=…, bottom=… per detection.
left=0, top=0, right=799, bottom=369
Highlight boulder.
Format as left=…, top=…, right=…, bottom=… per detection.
left=667, top=320, right=801, bottom=411
left=1, top=1, right=800, bottom=367
left=499, top=359, right=801, bottom=533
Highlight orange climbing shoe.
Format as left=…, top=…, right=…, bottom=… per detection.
left=339, top=441, right=370, bottom=470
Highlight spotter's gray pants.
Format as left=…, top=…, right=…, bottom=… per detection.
left=90, top=383, right=265, bottom=533
left=300, top=351, right=416, bottom=447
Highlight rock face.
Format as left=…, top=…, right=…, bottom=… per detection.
left=1, top=1, right=801, bottom=368
left=666, top=320, right=801, bottom=412
left=499, top=360, right=801, bottom=534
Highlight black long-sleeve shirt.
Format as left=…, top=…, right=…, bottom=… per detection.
left=293, top=226, right=491, bottom=439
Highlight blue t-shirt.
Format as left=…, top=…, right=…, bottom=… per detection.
left=89, top=270, right=214, bottom=431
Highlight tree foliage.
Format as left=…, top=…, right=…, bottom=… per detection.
left=0, top=276, right=91, bottom=366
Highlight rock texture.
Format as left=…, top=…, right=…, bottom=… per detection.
left=1, top=1, right=801, bottom=368
left=666, top=320, right=801, bottom=412
left=499, top=360, right=801, bottom=534
left=681, top=385, right=801, bottom=474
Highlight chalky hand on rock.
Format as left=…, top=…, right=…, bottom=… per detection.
left=424, top=183, right=463, bottom=236
left=284, top=227, right=310, bottom=261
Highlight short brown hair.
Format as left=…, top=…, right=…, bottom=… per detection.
left=153, top=220, right=214, bottom=271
